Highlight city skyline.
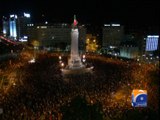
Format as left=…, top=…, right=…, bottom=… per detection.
left=1, top=0, right=159, bottom=27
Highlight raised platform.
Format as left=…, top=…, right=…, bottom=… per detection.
left=61, top=66, right=94, bottom=76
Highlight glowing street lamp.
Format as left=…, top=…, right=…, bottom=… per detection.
left=86, top=39, right=90, bottom=44
left=59, top=60, right=62, bottom=63
left=59, top=56, right=62, bottom=60
left=82, top=54, right=85, bottom=59
left=82, top=59, right=86, bottom=62
left=61, top=62, right=64, bottom=67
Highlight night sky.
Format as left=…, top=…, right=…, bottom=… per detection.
left=0, top=0, right=159, bottom=32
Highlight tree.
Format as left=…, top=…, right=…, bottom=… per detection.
left=31, top=40, right=40, bottom=48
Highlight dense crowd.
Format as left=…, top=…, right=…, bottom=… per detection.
left=0, top=51, right=159, bottom=120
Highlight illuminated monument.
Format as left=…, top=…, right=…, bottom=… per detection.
left=68, top=15, right=84, bottom=69
left=62, top=15, right=93, bottom=75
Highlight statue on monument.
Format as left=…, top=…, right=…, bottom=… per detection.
left=72, top=15, right=78, bottom=28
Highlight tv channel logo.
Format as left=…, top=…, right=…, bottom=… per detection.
left=131, top=90, right=147, bottom=107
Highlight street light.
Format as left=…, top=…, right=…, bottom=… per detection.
left=82, top=54, right=85, bottom=59
left=82, top=59, right=86, bottom=62
left=61, top=62, right=64, bottom=67
left=59, top=56, right=62, bottom=60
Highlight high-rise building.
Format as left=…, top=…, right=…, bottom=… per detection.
left=102, top=24, right=124, bottom=48
left=18, top=13, right=31, bottom=41
left=145, top=35, right=159, bottom=52
left=9, top=14, right=17, bottom=40
left=2, top=16, right=9, bottom=37
left=2, top=13, right=31, bottom=41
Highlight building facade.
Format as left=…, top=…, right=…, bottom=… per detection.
left=27, top=23, right=86, bottom=52
left=119, top=34, right=139, bottom=59
left=2, top=16, right=10, bottom=37
left=102, top=24, right=124, bottom=48
left=144, top=35, right=159, bottom=53
left=120, top=45, right=139, bottom=59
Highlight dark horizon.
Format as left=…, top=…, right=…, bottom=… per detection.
left=0, top=0, right=159, bottom=33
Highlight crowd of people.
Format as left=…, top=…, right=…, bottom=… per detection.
left=0, top=51, right=159, bottom=120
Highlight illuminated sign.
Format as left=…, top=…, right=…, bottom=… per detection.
left=24, top=13, right=30, bottom=18
left=146, top=35, right=159, bottom=51
left=19, top=36, right=28, bottom=42
left=104, top=24, right=110, bottom=26
left=131, top=90, right=147, bottom=107
left=111, top=24, right=120, bottom=26
left=10, top=14, right=17, bottom=19
left=104, top=24, right=120, bottom=27
left=40, top=26, right=47, bottom=28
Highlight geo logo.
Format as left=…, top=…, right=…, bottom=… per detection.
left=131, top=90, right=147, bottom=107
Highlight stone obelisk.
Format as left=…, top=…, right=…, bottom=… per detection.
left=68, top=15, right=84, bottom=69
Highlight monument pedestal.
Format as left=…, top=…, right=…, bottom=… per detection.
left=62, top=66, right=93, bottom=75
